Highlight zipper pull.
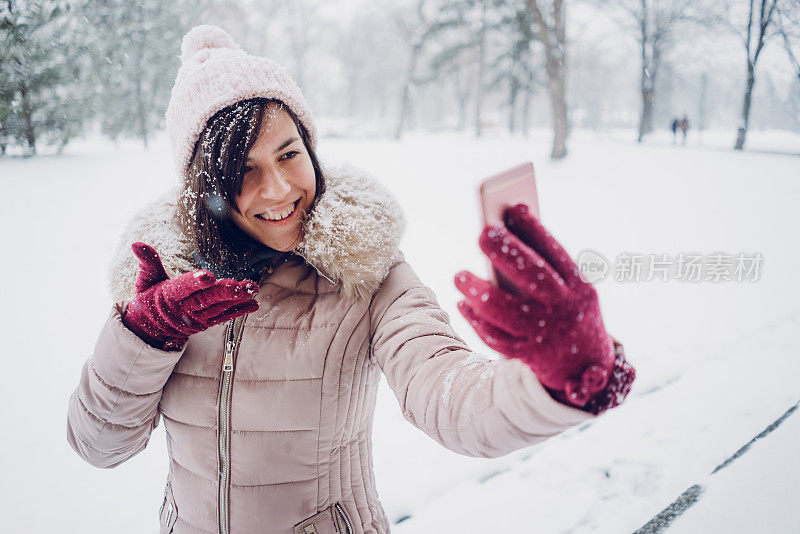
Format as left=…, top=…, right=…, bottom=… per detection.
left=223, top=318, right=237, bottom=372
left=223, top=340, right=234, bottom=371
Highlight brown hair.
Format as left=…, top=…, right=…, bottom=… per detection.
left=178, top=98, right=325, bottom=271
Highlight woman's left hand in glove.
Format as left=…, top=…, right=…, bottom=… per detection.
left=454, top=204, right=635, bottom=414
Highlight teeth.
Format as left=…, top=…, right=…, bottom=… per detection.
left=258, top=201, right=296, bottom=221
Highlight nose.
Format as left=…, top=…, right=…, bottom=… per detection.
left=256, top=168, right=292, bottom=200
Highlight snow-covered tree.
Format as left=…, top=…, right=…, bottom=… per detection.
left=411, top=14, right=480, bottom=132
left=482, top=2, right=541, bottom=135
left=400, top=0, right=541, bottom=137
left=334, top=8, right=406, bottom=124
left=0, top=0, right=92, bottom=155
left=77, top=0, right=206, bottom=148
left=731, top=0, right=779, bottom=150
left=413, top=0, right=499, bottom=137
left=393, top=0, right=465, bottom=139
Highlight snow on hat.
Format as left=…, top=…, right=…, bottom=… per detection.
left=165, top=24, right=317, bottom=180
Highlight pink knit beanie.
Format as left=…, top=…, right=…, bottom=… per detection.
left=165, top=25, right=317, bottom=180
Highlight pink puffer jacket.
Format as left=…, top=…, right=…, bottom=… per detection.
left=67, top=164, right=615, bottom=533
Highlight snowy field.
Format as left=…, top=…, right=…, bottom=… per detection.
left=1, top=126, right=798, bottom=532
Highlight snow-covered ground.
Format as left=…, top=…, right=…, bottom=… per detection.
left=1, top=126, right=798, bottom=532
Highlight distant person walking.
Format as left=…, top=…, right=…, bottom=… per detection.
left=671, top=118, right=679, bottom=144
left=679, top=115, right=689, bottom=145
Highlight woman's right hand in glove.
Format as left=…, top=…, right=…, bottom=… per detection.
left=121, top=242, right=260, bottom=351
left=454, top=205, right=635, bottom=413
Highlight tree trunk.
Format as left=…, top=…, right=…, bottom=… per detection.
left=637, top=49, right=659, bottom=141
left=475, top=1, right=488, bottom=137
left=508, top=78, right=519, bottom=134
left=395, top=43, right=420, bottom=139
left=698, top=71, right=708, bottom=132
left=637, top=86, right=653, bottom=143
left=735, top=0, right=777, bottom=150
left=132, top=6, right=148, bottom=149
left=19, top=79, right=36, bottom=155
left=134, top=65, right=148, bottom=148
left=647, top=47, right=660, bottom=135
left=454, top=67, right=470, bottom=131
left=529, top=0, right=568, bottom=159
left=735, top=61, right=756, bottom=150
left=474, top=62, right=484, bottom=137
left=548, top=61, right=568, bottom=159
left=636, top=0, right=652, bottom=143
left=521, top=68, right=533, bottom=137
left=521, top=87, right=531, bottom=137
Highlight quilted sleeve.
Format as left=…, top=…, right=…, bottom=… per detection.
left=369, top=256, right=597, bottom=459
left=66, top=301, right=186, bottom=468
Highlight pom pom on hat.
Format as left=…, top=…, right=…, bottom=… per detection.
left=180, top=24, right=240, bottom=63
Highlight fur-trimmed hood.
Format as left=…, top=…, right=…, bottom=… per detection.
left=107, top=163, right=406, bottom=303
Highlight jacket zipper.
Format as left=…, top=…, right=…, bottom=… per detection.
left=334, top=502, right=353, bottom=534
left=218, top=315, right=245, bottom=534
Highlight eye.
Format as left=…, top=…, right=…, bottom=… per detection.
left=279, top=151, right=299, bottom=161
left=243, top=166, right=253, bottom=174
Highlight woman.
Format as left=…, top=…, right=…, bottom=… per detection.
left=67, top=25, right=635, bottom=534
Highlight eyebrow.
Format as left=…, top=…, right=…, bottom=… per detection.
left=274, top=136, right=300, bottom=154
left=246, top=137, right=300, bottom=163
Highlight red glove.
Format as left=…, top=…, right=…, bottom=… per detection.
left=455, top=204, right=635, bottom=414
left=121, top=242, right=260, bottom=351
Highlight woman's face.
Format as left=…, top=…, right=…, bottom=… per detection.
left=230, top=105, right=316, bottom=252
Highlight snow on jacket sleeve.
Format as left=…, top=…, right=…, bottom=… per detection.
left=66, top=300, right=185, bottom=468
left=369, top=256, right=597, bottom=459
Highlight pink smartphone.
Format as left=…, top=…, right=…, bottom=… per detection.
left=477, top=162, right=540, bottom=295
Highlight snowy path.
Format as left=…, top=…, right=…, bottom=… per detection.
left=637, top=399, right=800, bottom=533
left=1, top=128, right=798, bottom=532
left=388, top=309, right=800, bottom=533
left=666, top=400, right=800, bottom=533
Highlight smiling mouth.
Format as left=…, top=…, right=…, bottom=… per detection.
left=254, top=199, right=300, bottom=223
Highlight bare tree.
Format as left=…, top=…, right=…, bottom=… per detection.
left=426, top=39, right=480, bottom=131
left=775, top=1, right=800, bottom=83
left=733, top=0, right=778, bottom=150
left=393, top=0, right=462, bottom=139
left=284, top=0, right=322, bottom=92
left=412, top=0, right=512, bottom=137
left=401, top=0, right=541, bottom=138
left=474, top=0, right=488, bottom=136
left=526, top=0, right=568, bottom=158
left=488, top=6, right=539, bottom=134
left=600, top=0, right=693, bottom=143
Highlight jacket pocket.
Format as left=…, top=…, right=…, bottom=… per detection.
left=158, top=479, right=178, bottom=534
left=293, top=501, right=353, bottom=534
